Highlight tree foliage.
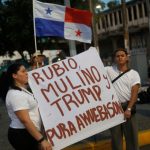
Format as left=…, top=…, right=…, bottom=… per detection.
left=70, top=0, right=105, bottom=11
left=0, top=0, right=35, bottom=57
left=107, top=0, right=120, bottom=10
left=0, top=0, right=68, bottom=57
left=0, top=0, right=106, bottom=57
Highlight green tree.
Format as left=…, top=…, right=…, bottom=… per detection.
left=0, top=0, right=67, bottom=57
left=70, top=0, right=105, bottom=11
left=0, top=0, right=106, bottom=57
left=0, top=1, right=7, bottom=55
left=1, top=0, right=35, bottom=57
left=107, top=0, right=120, bottom=10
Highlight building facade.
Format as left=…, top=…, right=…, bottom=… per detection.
left=97, top=0, right=150, bottom=83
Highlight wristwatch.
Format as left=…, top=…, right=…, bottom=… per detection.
left=127, top=107, right=131, bottom=111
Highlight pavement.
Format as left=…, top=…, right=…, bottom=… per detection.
left=0, top=98, right=150, bottom=150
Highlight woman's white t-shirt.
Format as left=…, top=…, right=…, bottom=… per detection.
left=6, top=88, right=42, bottom=131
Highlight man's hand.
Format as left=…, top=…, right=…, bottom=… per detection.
left=124, top=109, right=131, bottom=119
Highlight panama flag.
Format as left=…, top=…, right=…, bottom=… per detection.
left=34, top=0, right=92, bottom=43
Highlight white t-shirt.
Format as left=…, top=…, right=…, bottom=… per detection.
left=105, top=66, right=141, bottom=103
left=6, top=88, right=42, bottom=131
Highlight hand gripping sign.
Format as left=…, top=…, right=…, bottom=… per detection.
left=28, top=47, right=124, bottom=150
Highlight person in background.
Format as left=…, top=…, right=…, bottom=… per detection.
left=52, top=50, right=66, bottom=63
left=29, top=51, right=46, bottom=70
left=2, top=63, right=52, bottom=150
left=105, top=48, right=141, bottom=150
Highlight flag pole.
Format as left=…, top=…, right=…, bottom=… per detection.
left=89, top=0, right=100, bottom=54
left=32, top=0, right=39, bottom=67
left=64, top=0, right=77, bottom=56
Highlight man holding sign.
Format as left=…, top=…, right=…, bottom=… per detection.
left=105, top=48, right=141, bottom=150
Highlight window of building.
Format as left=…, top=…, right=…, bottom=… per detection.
left=118, top=10, right=122, bottom=24
left=133, top=5, right=137, bottom=20
left=105, top=15, right=109, bottom=27
left=144, top=2, right=147, bottom=17
left=102, top=17, right=105, bottom=29
left=97, top=20, right=100, bottom=30
left=128, top=7, right=132, bottom=21
left=114, top=12, right=117, bottom=25
left=138, top=3, right=143, bottom=18
left=109, top=13, right=113, bottom=26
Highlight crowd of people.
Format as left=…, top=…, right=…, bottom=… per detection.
left=0, top=48, right=141, bottom=150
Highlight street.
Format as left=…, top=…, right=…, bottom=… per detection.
left=0, top=99, right=150, bottom=150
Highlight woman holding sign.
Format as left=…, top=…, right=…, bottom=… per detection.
left=2, top=63, right=52, bottom=150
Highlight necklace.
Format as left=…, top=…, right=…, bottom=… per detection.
left=21, top=87, right=38, bottom=102
left=20, top=87, right=33, bottom=97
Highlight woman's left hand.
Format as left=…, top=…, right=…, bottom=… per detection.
left=39, top=139, right=52, bottom=150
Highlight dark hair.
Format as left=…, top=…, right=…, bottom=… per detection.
left=113, top=48, right=128, bottom=57
left=0, top=63, right=23, bottom=101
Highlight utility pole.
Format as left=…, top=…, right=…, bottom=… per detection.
left=146, top=0, right=150, bottom=32
left=146, top=0, right=150, bottom=60
left=89, top=0, right=100, bottom=54
left=121, top=0, right=129, bottom=53
left=64, top=0, right=77, bottom=56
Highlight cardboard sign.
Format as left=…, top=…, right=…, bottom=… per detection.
left=28, top=47, right=124, bottom=150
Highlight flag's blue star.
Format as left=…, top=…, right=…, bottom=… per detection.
left=45, top=7, right=52, bottom=14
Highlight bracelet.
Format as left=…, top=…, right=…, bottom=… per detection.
left=127, top=107, right=131, bottom=111
left=37, top=136, right=45, bottom=143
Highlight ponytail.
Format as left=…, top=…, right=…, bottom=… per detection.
left=0, top=63, right=23, bottom=101
left=0, top=71, right=9, bottom=101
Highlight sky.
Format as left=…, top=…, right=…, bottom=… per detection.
left=104, top=0, right=113, bottom=3
left=103, top=0, right=131, bottom=3
left=1, top=0, right=131, bottom=4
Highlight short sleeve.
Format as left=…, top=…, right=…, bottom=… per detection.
left=130, top=70, right=141, bottom=87
left=105, top=66, right=110, bottom=72
left=8, top=91, right=29, bottom=112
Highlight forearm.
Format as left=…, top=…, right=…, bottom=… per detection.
left=15, top=110, right=51, bottom=149
left=15, top=110, right=43, bottom=141
left=128, top=95, right=138, bottom=108
left=23, top=119, right=43, bottom=141
left=128, top=84, right=140, bottom=109
left=23, top=119, right=52, bottom=150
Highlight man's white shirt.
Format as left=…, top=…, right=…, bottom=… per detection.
left=105, top=66, right=141, bottom=103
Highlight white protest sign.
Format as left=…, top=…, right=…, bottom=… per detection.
left=28, top=47, right=124, bottom=150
